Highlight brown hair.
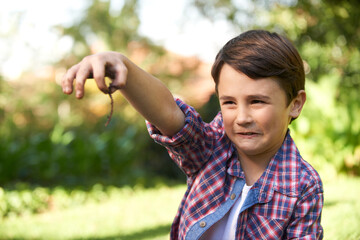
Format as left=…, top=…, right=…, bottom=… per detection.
left=211, top=30, right=305, bottom=107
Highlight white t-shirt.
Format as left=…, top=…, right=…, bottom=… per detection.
left=200, top=184, right=253, bottom=240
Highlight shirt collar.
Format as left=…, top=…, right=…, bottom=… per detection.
left=226, top=144, right=245, bottom=179
left=256, top=130, right=301, bottom=202
left=226, top=130, right=301, bottom=203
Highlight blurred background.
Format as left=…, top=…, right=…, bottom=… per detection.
left=0, top=0, right=359, bottom=239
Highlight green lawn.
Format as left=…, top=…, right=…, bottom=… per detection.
left=0, top=177, right=359, bottom=240
left=321, top=176, right=360, bottom=240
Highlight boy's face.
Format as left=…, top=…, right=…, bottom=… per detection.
left=218, top=64, right=302, bottom=161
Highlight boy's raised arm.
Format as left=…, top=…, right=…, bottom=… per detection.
left=61, top=51, right=185, bottom=136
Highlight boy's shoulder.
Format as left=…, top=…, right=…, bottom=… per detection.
left=297, top=156, right=324, bottom=195
left=266, top=133, right=323, bottom=198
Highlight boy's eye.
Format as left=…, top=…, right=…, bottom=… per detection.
left=251, top=99, right=265, bottom=104
left=223, top=101, right=235, bottom=105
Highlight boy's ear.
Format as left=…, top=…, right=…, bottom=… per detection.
left=289, top=90, right=306, bottom=119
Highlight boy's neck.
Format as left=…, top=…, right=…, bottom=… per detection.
left=237, top=152, right=273, bottom=186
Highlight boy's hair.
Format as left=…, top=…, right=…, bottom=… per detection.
left=211, top=30, right=305, bottom=108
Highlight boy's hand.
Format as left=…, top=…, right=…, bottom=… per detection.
left=61, top=51, right=128, bottom=99
left=61, top=51, right=185, bottom=135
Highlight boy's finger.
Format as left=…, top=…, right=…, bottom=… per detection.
left=75, top=64, right=92, bottom=99
left=109, top=61, right=128, bottom=93
left=92, top=60, right=109, bottom=93
left=62, top=64, right=80, bottom=94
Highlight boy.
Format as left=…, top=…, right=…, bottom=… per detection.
left=62, top=30, right=323, bottom=239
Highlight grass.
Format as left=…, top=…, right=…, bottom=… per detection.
left=321, top=176, right=360, bottom=240
left=0, top=176, right=359, bottom=240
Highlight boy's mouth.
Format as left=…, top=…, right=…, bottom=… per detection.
left=236, top=131, right=261, bottom=136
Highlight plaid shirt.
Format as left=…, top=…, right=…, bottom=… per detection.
left=147, top=99, right=323, bottom=240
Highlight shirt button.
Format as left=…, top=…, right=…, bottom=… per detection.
left=200, top=221, right=206, bottom=228
left=230, top=193, right=236, bottom=200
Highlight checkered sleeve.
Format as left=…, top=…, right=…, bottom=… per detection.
left=285, top=176, right=324, bottom=239
left=146, top=98, right=224, bottom=177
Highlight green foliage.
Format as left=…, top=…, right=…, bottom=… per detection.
left=0, top=184, right=49, bottom=218
left=0, top=75, right=184, bottom=186
left=0, top=182, right=142, bottom=219
left=0, top=0, right=189, bottom=187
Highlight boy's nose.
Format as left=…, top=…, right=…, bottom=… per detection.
left=235, top=107, right=252, bottom=125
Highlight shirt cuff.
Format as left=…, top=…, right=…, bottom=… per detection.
left=146, top=98, right=197, bottom=147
